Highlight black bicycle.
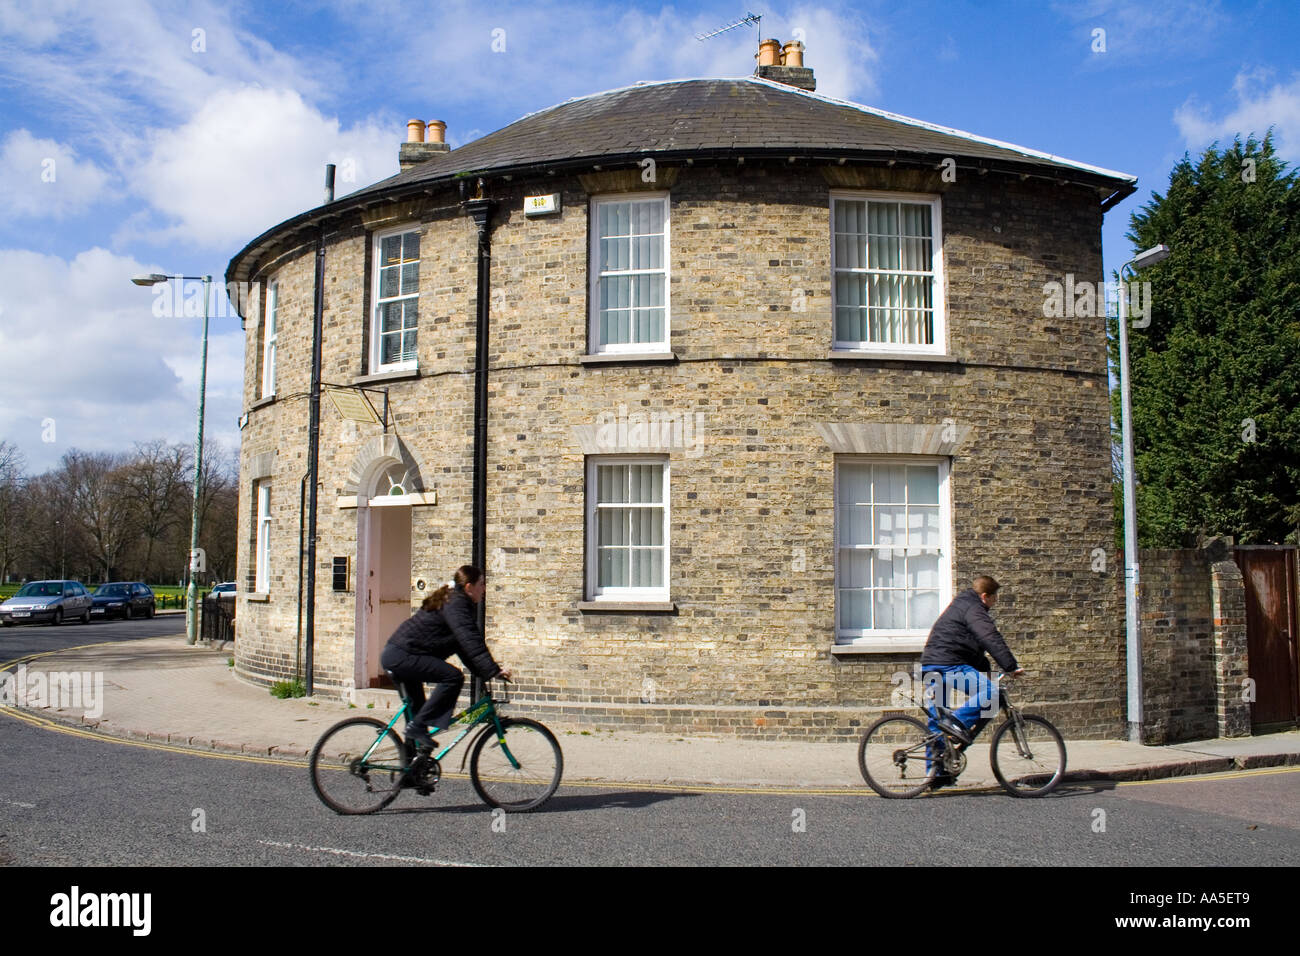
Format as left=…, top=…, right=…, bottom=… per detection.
left=858, top=673, right=1066, bottom=798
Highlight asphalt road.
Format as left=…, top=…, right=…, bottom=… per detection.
left=0, top=614, right=187, bottom=666
left=0, top=714, right=1296, bottom=868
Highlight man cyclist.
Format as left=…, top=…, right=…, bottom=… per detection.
left=920, top=575, right=1024, bottom=789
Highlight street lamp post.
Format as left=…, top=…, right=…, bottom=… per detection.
left=1116, top=243, right=1170, bottom=744
left=132, top=272, right=212, bottom=645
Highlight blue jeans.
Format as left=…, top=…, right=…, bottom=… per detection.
left=922, top=666, right=999, bottom=771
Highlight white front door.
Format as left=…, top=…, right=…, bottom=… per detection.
left=355, top=502, right=412, bottom=689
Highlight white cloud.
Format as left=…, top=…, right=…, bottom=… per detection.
left=1175, top=70, right=1300, bottom=161
left=349, top=1, right=880, bottom=117
left=0, top=130, right=112, bottom=218
left=1052, top=0, right=1228, bottom=60
left=123, top=86, right=399, bottom=249
left=0, top=247, right=242, bottom=473
left=0, top=0, right=324, bottom=159
left=786, top=6, right=878, bottom=100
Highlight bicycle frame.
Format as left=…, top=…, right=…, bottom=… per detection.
left=370, top=687, right=522, bottom=772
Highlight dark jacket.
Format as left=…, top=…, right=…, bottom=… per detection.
left=920, top=589, right=1019, bottom=673
left=384, top=589, right=502, bottom=680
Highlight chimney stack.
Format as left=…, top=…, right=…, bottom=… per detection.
left=399, top=119, right=451, bottom=170
left=754, top=39, right=816, bottom=91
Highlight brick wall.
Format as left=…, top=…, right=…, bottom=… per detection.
left=1137, top=543, right=1249, bottom=743
left=233, top=160, right=1126, bottom=738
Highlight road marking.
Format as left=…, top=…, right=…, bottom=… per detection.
left=3, top=800, right=36, bottom=808
left=258, top=840, right=482, bottom=867
left=0, top=706, right=306, bottom=768
left=5, top=700, right=1296, bottom=797
left=1114, top=765, right=1300, bottom=787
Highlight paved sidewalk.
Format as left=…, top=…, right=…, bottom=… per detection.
left=4, top=634, right=1299, bottom=791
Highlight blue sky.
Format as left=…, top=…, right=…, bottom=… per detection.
left=1, top=0, right=1297, bottom=472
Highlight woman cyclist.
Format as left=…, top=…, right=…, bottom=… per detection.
left=380, top=565, right=510, bottom=782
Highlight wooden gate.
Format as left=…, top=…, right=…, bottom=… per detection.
left=1233, top=546, right=1299, bottom=729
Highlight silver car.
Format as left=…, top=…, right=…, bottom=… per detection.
left=0, top=580, right=93, bottom=626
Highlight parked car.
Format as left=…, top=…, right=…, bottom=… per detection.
left=1, top=580, right=93, bottom=626
left=210, top=582, right=236, bottom=618
left=91, top=582, right=156, bottom=620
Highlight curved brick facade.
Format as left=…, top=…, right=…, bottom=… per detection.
left=232, top=119, right=1127, bottom=739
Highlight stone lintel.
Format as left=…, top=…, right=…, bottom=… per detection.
left=821, top=165, right=947, bottom=193
left=360, top=198, right=432, bottom=231
left=579, top=168, right=680, bottom=194
left=248, top=451, right=275, bottom=481
left=815, top=421, right=972, bottom=455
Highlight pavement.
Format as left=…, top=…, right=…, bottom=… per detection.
left=4, top=628, right=1299, bottom=793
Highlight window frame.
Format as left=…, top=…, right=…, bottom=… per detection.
left=370, top=224, right=422, bottom=373
left=833, top=455, right=952, bottom=647
left=829, top=191, right=946, bottom=354
left=584, top=455, right=670, bottom=602
left=588, top=192, right=672, bottom=355
left=255, top=482, right=272, bottom=594
left=260, top=278, right=278, bottom=398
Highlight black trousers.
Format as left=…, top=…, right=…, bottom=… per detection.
left=380, top=645, right=464, bottom=742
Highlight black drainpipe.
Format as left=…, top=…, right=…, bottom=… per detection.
left=296, top=471, right=308, bottom=683
left=304, top=165, right=334, bottom=696
left=463, top=189, right=495, bottom=698
left=304, top=220, right=326, bottom=696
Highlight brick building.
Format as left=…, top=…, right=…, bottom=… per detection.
left=226, top=50, right=1138, bottom=738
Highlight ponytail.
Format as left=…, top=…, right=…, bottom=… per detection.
left=421, top=564, right=483, bottom=612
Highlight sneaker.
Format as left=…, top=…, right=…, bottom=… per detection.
left=402, top=743, right=434, bottom=786
left=929, top=773, right=958, bottom=791
left=406, top=724, right=434, bottom=750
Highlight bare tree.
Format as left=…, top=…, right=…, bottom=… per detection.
left=122, top=440, right=190, bottom=581
left=0, top=440, right=26, bottom=582
left=198, top=440, right=240, bottom=582
left=6, top=440, right=240, bottom=586
left=61, top=450, right=134, bottom=583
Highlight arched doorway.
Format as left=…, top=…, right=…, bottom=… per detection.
left=349, top=442, right=427, bottom=691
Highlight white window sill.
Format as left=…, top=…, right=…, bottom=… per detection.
left=580, top=352, right=677, bottom=365
left=827, top=351, right=958, bottom=364
left=831, top=638, right=926, bottom=655
left=578, top=600, right=677, bottom=613
left=354, top=367, right=419, bottom=385
left=246, top=592, right=270, bottom=603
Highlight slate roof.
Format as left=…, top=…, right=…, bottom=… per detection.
left=227, top=76, right=1135, bottom=284
left=371, top=76, right=1136, bottom=192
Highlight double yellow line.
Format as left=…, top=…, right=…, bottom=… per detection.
left=1, top=642, right=304, bottom=770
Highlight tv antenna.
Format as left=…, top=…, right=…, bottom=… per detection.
left=695, top=12, right=762, bottom=43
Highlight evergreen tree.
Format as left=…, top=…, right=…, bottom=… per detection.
left=1113, top=133, right=1300, bottom=546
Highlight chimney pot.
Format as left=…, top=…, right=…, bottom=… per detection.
left=426, top=120, right=446, bottom=145
left=406, top=119, right=426, bottom=143
left=756, top=38, right=781, bottom=66
left=782, top=41, right=805, bottom=67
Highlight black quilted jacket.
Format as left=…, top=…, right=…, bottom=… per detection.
left=920, top=589, right=1019, bottom=673
left=384, top=589, right=502, bottom=679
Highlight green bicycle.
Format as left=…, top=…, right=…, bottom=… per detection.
left=309, top=677, right=563, bottom=814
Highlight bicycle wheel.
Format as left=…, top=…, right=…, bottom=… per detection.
left=309, top=717, right=407, bottom=814
left=858, top=714, right=937, bottom=798
left=469, top=718, right=563, bottom=812
left=990, top=713, right=1066, bottom=797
